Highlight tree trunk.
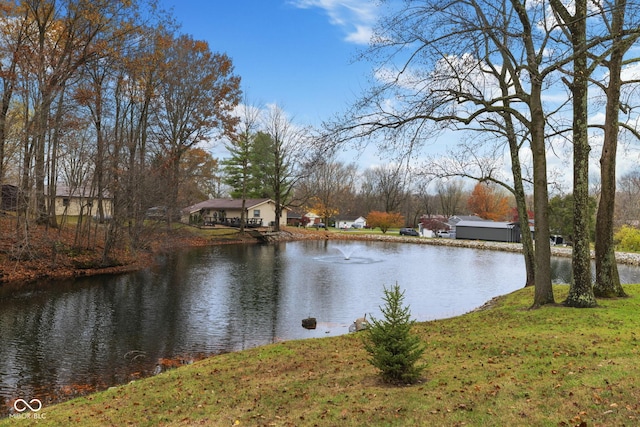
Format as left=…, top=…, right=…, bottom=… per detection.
left=34, top=98, right=52, bottom=225
left=511, top=0, right=554, bottom=306
left=594, top=0, right=628, bottom=298
left=502, top=99, right=535, bottom=288
left=530, top=80, right=554, bottom=307
left=513, top=160, right=535, bottom=288
left=562, top=0, right=597, bottom=308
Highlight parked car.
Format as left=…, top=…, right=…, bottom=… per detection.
left=399, top=228, right=419, bottom=236
left=436, top=230, right=454, bottom=238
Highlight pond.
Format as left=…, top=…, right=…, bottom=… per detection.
left=1, top=239, right=640, bottom=414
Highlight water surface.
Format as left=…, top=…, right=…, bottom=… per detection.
left=1, top=240, right=639, bottom=413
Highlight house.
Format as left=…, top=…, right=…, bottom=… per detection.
left=335, top=216, right=366, bottom=229
left=286, top=211, right=323, bottom=227
left=303, top=212, right=322, bottom=227
left=455, top=220, right=526, bottom=243
left=181, top=198, right=288, bottom=228
left=286, top=209, right=304, bottom=227
left=419, top=215, right=451, bottom=236
left=50, top=185, right=112, bottom=217
left=419, top=214, right=487, bottom=238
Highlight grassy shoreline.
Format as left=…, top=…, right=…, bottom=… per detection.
left=3, top=284, right=640, bottom=426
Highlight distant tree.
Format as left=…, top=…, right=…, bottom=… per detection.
left=467, top=183, right=511, bottom=221
left=248, top=132, right=277, bottom=198
left=548, top=194, right=596, bottom=243
left=222, top=100, right=263, bottom=232
left=178, top=148, right=220, bottom=206
left=361, top=164, right=408, bottom=213
left=297, top=157, right=357, bottom=226
left=367, top=211, right=404, bottom=233
left=614, top=226, right=640, bottom=253
left=413, top=177, right=439, bottom=220
left=436, top=180, right=466, bottom=218
left=616, top=170, right=640, bottom=225
left=510, top=207, right=534, bottom=222
left=548, top=195, right=575, bottom=241
left=421, top=217, right=449, bottom=233
left=261, top=105, right=308, bottom=231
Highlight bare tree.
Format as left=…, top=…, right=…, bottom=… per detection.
left=436, top=179, right=466, bottom=218
left=18, top=0, right=139, bottom=226
left=616, top=170, right=640, bottom=225
left=296, top=155, right=357, bottom=226
left=152, top=34, right=241, bottom=224
left=549, top=0, right=598, bottom=307
left=0, top=3, right=26, bottom=186
left=325, top=0, right=562, bottom=304
left=361, top=164, right=408, bottom=213
left=261, top=105, right=310, bottom=231
left=591, top=0, right=640, bottom=298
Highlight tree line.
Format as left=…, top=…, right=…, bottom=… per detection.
left=0, top=0, right=242, bottom=264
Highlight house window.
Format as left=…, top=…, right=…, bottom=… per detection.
left=62, top=198, right=70, bottom=207
left=253, top=209, right=260, bottom=218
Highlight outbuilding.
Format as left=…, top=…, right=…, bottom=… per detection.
left=455, top=220, right=523, bottom=243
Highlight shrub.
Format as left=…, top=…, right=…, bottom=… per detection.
left=366, top=211, right=404, bottom=234
left=362, top=283, right=425, bottom=384
left=615, top=225, right=640, bottom=252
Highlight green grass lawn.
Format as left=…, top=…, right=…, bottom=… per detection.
left=4, top=284, right=640, bottom=426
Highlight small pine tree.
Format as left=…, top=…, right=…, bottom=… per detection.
left=363, top=283, right=426, bottom=384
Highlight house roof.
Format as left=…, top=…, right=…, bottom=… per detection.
left=456, top=220, right=515, bottom=229
left=47, top=185, right=110, bottom=198
left=183, top=198, right=286, bottom=214
left=451, top=215, right=488, bottom=223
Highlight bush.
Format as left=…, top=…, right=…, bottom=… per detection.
left=366, top=211, right=404, bottom=234
left=362, top=283, right=426, bottom=384
left=615, top=225, right=640, bottom=252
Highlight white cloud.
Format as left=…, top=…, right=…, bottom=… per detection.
left=289, top=0, right=378, bottom=45
left=345, top=24, right=373, bottom=45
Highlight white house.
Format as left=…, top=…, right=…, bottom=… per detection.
left=48, top=185, right=112, bottom=217
left=303, top=212, right=323, bottom=227
left=182, top=198, right=288, bottom=228
left=335, top=216, right=367, bottom=229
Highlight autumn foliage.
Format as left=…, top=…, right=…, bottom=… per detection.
left=467, top=183, right=511, bottom=221
left=366, top=211, right=404, bottom=233
left=0, top=216, right=212, bottom=287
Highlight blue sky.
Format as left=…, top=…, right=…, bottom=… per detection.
left=160, top=0, right=379, bottom=128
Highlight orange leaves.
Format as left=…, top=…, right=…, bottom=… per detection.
left=467, top=183, right=512, bottom=221
left=366, top=211, right=404, bottom=233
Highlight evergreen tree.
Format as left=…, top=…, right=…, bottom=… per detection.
left=223, top=131, right=274, bottom=199
left=363, top=283, right=425, bottom=384
left=249, top=132, right=275, bottom=198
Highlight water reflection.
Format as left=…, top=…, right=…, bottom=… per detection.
left=1, top=240, right=640, bottom=414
